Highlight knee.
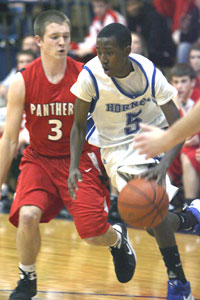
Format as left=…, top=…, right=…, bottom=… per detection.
left=19, top=206, right=42, bottom=230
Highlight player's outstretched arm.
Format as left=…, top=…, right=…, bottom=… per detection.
left=134, top=124, right=170, bottom=158
left=134, top=100, right=200, bottom=158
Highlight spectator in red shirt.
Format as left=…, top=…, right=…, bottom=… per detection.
left=189, top=42, right=200, bottom=90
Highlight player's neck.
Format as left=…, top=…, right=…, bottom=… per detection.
left=41, top=55, right=67, bottom=84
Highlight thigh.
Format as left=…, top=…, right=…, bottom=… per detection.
left=9, top=153, right=63, bottom=227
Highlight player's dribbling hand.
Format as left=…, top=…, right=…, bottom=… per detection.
left=67, top=168, right=82, bottom=200
left=139, top=163, right=167, bottom=187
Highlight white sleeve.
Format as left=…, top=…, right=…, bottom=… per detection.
left=155, top=68, right=177, bottom=105
left=70, top=68, right=96, bottom=102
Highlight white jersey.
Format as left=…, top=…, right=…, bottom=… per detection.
left=71, top=53, right=178, bottom=198
left=71, top=53, right=177, bottom=148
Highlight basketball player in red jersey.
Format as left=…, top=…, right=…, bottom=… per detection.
left=0, top=10, right=136, bottom=300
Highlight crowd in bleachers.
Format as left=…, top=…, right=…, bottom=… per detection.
left=1, top=0, right=200, bottom=218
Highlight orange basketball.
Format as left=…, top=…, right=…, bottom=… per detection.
left=118, top=178, right=169, bottom=229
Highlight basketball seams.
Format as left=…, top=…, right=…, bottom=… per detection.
left=149, top=180, right=157, bottom=204
left=127, top=181, right=155, bottom=206
left=119, top=198, right=167, bottom=226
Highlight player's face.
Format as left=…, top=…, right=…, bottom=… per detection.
left=189, top=50, right=200, bottom=72
left=96, top=36, right=132, bottom=78
left=171, top=76, right=195, bottom=102
left=37, top=22, right=71, bottom=59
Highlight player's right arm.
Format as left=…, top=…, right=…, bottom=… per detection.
left=134, top=100, right=200, bottom=158
left=0, top=72, right=25, bottom=196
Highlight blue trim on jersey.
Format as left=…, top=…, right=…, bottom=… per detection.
left=86, top=114, right=96, bottom=141
left=151, top=63, right=156, bottom=98
left=83, top=66, right=99, bottom=113
left=111, top=56, right=149, bottom=99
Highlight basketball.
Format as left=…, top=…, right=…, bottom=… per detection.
left=118, top=178, right=169, bottom=229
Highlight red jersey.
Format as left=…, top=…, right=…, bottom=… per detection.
left=194, top=77, right=200, bottom=91
left=191, top=87, right=200, bottom=102
left=21, top=56, right=89, bottom=156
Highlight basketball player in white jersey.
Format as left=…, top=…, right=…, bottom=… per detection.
left=68, top=23, right=199, bottom=299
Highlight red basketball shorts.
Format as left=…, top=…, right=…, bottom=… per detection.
left=168, top=145, right=200, bottom=186
left=9, top=146, right=110, bottom=239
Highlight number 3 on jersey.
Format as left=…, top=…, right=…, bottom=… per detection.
left=48, top=119, right=63, bottom=141
left=124, top=110, right=142, bottom=135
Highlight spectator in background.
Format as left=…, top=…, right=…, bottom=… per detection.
left=178, top=0, right=200, bottom=62
left=125, top=0, right=176, bottom=69
left=0, top=34, right=38, bottom=106
left=153, top=0, right=194, bottom=46
left=21, top=35, right=40, bottom=57
left=0, top=49, right=36, bottom=105
left=189, top=42, right=200, bottom=90
left=70, top=0, right=126, bottom=62
left=167, top=64, right=200, bottom=207
left=131, top=32, right=148, bottom=57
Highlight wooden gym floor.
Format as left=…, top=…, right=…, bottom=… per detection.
left=0, top=213, right=200, bottom=300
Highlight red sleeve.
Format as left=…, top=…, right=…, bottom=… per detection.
left=153, top=0, right=175, bottom=17
left=172, top=0, right=195, bottom=31
left=153, top=0, right=194, bottom=32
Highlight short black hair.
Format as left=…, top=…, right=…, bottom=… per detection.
left=97, top=23, right=132, bottom=49
left=170, top=63, right=195, bottom=80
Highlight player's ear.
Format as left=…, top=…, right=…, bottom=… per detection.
left=125, top=45, right=131, bottom=56
left=35, top=35, right=42, bottom=47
